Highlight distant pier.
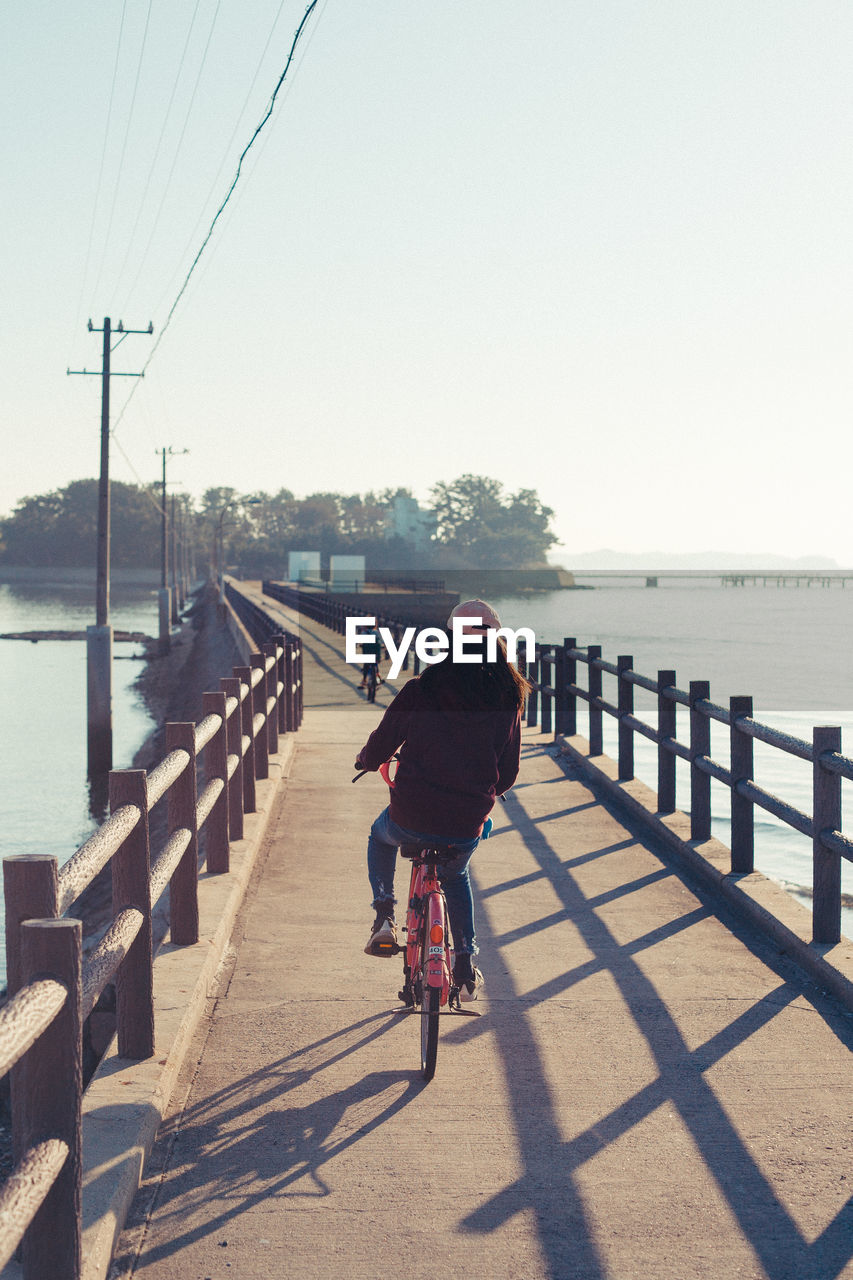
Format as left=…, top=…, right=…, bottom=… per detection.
left=572, top=569, right=853, bottom=588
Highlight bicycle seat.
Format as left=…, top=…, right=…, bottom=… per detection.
left=400, top=843, right=458, bottom=862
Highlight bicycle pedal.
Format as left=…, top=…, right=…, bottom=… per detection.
left=372, top=941, right=400, bottom=957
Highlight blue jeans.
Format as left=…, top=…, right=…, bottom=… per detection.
left=367, top=807, right=481, bottom=956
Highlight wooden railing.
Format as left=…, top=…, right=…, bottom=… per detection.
left=0, top=605, right=302, bottom=1278
left=262, top=580, right=430, bottom=673
left=520, top=639, right=853, bottom=947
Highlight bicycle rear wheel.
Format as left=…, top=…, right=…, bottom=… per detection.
left=420, top=984, right=440, bottom=1080
left=366, top=668, right=377, bottom=702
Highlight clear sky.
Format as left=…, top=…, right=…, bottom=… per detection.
left=4, top=1, right=852, bottom=563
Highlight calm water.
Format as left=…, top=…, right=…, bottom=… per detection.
left=0, top=580, right=157, bottom=870
left=2, top=578, right=851, bottom=979
left=492, top=582, right=853, bottom=937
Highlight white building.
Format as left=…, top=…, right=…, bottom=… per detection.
left=384, top=495, right=436, bottom=550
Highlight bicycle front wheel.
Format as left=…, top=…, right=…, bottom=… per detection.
left=420, top=984, right=440, bottom=1080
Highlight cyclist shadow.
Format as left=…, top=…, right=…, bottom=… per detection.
left=120, top=1013, right=424, bottom=1270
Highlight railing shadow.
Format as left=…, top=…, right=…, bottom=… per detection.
left=115, top=1009, right=420, bottom=1270
left=446, top=786, right=853, bottom=1279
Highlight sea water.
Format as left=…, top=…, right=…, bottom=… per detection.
left=0, top=581, right=158, bottom=979
left=491, top=581, right=853, bottom=939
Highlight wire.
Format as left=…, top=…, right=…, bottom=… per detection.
left=165, top=0, right=327, bottom=307
left=149, top=0, right=291, bottom=321
left=89, top=0, right=155, bottom=308
left=111, top=0, right=324, bottom=437
left=121, top=0, right=225, bottom=312
left=112, top=434, right=169, bottom=516
left=108, top=0, right=207, bottom=312
left=71, top=0, right=128, bottom=346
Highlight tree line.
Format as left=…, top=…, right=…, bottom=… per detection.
left=0, top=475, right=558, bottom=571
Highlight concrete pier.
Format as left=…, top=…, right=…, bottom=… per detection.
left=110, top=592, right=853, bottom=1280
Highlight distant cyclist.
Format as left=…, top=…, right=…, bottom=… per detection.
left=358, top=625, right=384, bottom=689
left=354, top=600, right=528, bottom=1000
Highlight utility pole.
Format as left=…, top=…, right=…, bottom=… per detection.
left=156, top=446, right=188, bottom=651
left=68, top=316, right=152, bottom=776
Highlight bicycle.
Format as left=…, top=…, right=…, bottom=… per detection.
left=365, top=664, right=378, bottom=702
left=353, top=759, right=477, bottom=1080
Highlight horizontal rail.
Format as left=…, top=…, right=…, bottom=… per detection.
left=695, top=697, right=730, bottom=726
left=150, top=827, right=192, bottom=904
left=736, top=779, right=813, bottom=839
left=624, top=670, right=659, bottom=694
left=736, top=716, right=813, bottom=762
left=147, top=748, right=190, bottom=809
left=57, top=804, right=140, bottom=914
left=820, top=827, right=853, bottom=865
left=197, top=777, right=225, bottom=831
left=194, top=712, right=223, bottom=754
left=621, top=714, right=659, bottom=745
left=0, top=979, right=67, bottom=1078
left=660, top=736, right=691, bottom=762
left=817, top=749, right=853, bottom=782
left=0, top=1139, right=69, bottom=1272
left=81, top=908, right=144, bottom=1022
left=694, top=754, right=733, bottom=787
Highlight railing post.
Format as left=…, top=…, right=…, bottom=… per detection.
left=813, top=725, right=842, bottom=944
left=250, top=654, right=270, bottom=779
left=587, top=645, right=603, bottom=755
left=3, top=854, right=60, bottom=1171
left=234, top=666, right=257, bottom=813
left=166, top=722, right=199, bottom=946
left=541, top=649, right=553, bottom=735
left=526, top=648, right=539, bottom=728
left=689, top=680, right=711, bottom=840
left=729, top=695, right=754, bottom=873
left=296, top=641, right=304, bottom=726
left=657, top=670, right=677, bottom=813
left=617, top=655, right=633, bottom=781
left=220, top=676, right=245, bottom=840
left=274, top=635, right=287, bottom=733
left=20, top=917, right=82, bottom=1280
left=564, top=638, right=577, bottom=737
left=3, top=855, right=59, bottom=999
left=109, top=770, right=154, bottom=1059
left=553, top=643, right=567, bottom=736
left=282, top=642, right=294, bottom=733
left=262, top=644, right=279, bottom=756
left=202, top=692, right=230, bottom=874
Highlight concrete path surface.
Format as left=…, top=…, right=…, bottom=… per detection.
left=111, top=593, right=853, bottom=1280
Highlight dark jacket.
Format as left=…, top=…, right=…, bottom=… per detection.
left=357, top=674, right=522, bottom=837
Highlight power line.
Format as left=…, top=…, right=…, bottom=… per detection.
left=110, top=0, right=324, bottom=440
left=108, top=0, right=207, bottom=312
left=148, top=0, right=292, bottom=322
left=90, top=0, right=155, bottom=307
left=72, top=0, right=129, bottom=346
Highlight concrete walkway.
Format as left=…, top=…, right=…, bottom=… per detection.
left=111, top=594, right=853, bottom=1280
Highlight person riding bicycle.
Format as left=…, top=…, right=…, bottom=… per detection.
left=354, top=599, right=527, bottom=1000
left=358, top=625, right=384, bottom=689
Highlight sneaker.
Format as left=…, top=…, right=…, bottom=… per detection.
left=453, top=954, right=484, bottom=1002
left=364, top=905, right=397, bottom=957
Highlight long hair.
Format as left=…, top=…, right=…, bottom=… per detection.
left=418, top=635, right=530, bottom=712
